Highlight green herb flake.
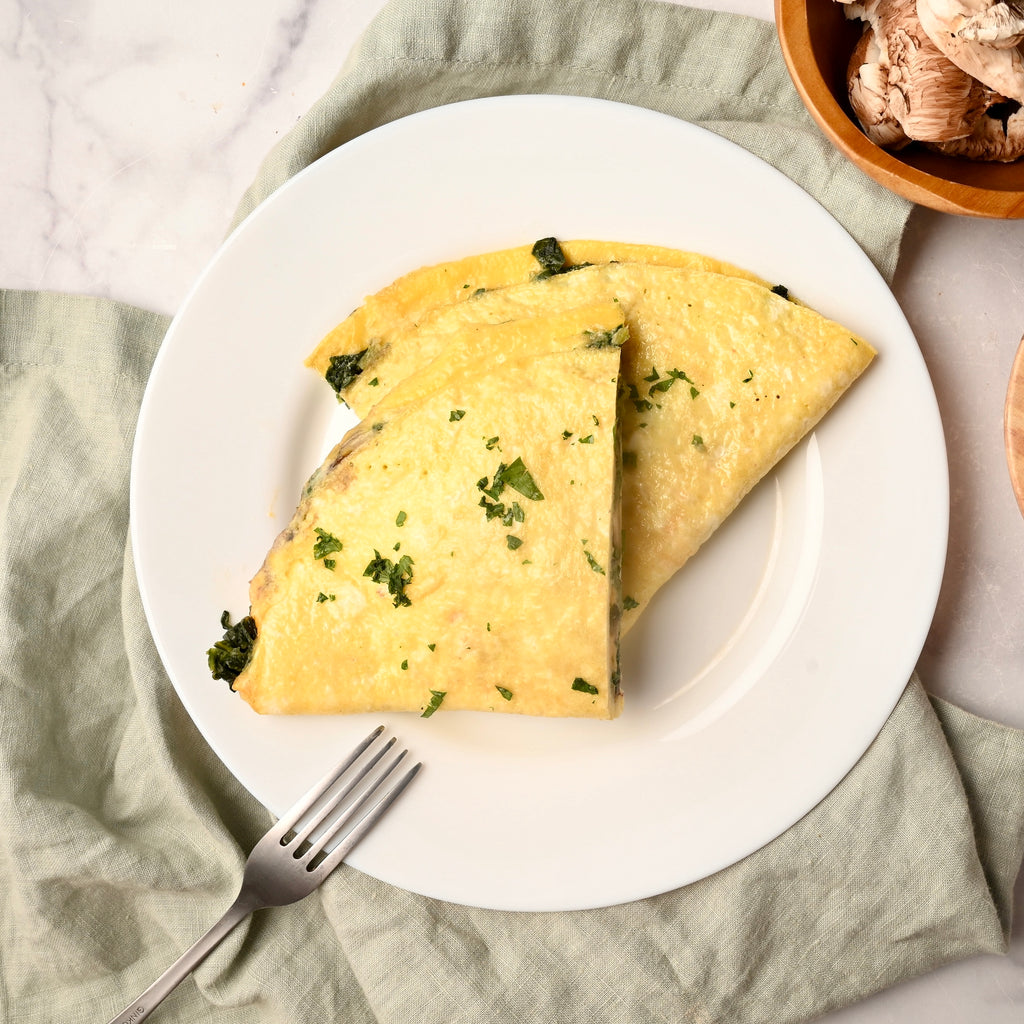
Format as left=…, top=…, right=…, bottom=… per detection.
left=395, top=510, right=407, bottom=527
left=572, top=677, right=599, bottom=695
left=401, top=659, right=408, bottom=670
left=313, top=527, right=343, bottom=561
left=207, top=611, right=257, bottom=689
left=368, top=377, right=379, bottom=387
left=692, top=434, right=704, bottom=448
left=771, top=284, right=791, bottom=301
left=316, top=592, right=336, bottom=603
left=562, top=429, right=573, bottom=440
left=623, top=596, right=640, bottom=610
left=363, top=550, right=415, bottom=607
left=427, top=643, right=436, bottom=652
left=627, top=383, right=654, bottom=414
left=578, top=434, right=595, bottom=445
left=324, top=351, right=367, bottom=395
left=421, top=689, right=446, bottom=718
left=506, top=535, right=524, bottom=551
left=449, top=409, right=466, bottom=421
left=485, top=435, right=501, bottom=450
left=502, top=456, right=544, bottom=500
left=496, top=686, right=514, bottom=701
left=323, top=558, right=336, bottom=571
left=582, top=544, right=606, bottom=575
left=743, top=370, right=754, bottom=383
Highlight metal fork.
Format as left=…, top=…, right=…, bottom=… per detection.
left=105, top=725, right=420, bottom=1024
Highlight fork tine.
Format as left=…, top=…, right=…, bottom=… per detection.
left=289, top=736, right=397, bottom=848
left=271, top=724, right=384, bottom=838
left=310, top=755, right=422, bottom=878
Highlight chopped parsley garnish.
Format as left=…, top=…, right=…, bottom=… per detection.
left=477, top=456, right=543, bottom=546
left=323, top=558, right=336, bottom=571
left=363, top=551, right=414, bottom=607
left=478, top=456, right=544, bottom=502
left=427, top=643, right=436, bottom=652
left=562, top=429, right=573, bottom=440
left=368, top=377, right=379, bottom=387
left=485, top=435, right=501, bottom=450
left=771, top=284, right=791, bottom=301
left=325, top=351, right=367, bottom=395
left=496, top=686, right=513, bottom=701
left=316, top=592, right=336, bottom=603
left=531, top=236, right=567, bottom=276
left=582, top=544, right=606, bottom=575
left=421, top=689, right=446, bottom=718
left=743, top=370, right=754, bottom=383
left=207, top=611, right=257, bottom=689
left=623, top=596, right=640, bottom=610
left=572, top=677, right=599, bottom=695
left=627, top=384, right=654, bottom=413
left=395, top=510, right=407, bottom=527
left=647, top=367, right=694, bottom=395
left=449, top=409, right=466, bottom=421
left=578, top=434, right=595, bottom=444
left=401, top=659, right=408, bottom=670
left=692, top=434, right=704, bottom=448
left=501, top=456, right=544, bottom=500
left=313, top=527, right=343, bottom=561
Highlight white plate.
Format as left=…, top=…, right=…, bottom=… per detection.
left=130, top=95, right=948, bottom=912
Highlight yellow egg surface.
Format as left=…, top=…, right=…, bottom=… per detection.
left=305, top=237, right=765, bottom=409
left=233, top=325, right=623, bottom=718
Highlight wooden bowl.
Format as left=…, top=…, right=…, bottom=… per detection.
left=1004, top=334, right=1024, bottom=517
left=775, top=0, right=1024, bottom=218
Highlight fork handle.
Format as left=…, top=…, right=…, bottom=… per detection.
left=105, top=892, right=259, bottom=1024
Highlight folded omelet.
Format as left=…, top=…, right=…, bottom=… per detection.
left=308, top=256, right=876, bottom=629
left=227, top=309, right=625, bottom=718
left=306, top=237, right=767, bottom=415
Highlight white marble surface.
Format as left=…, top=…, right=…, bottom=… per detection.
left=2, top=0, right=1022, bottom=1020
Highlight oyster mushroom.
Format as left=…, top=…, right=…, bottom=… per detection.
left=917, top=0, right=1024, bottom=101
left=845, top=0, right=1001, bottom=142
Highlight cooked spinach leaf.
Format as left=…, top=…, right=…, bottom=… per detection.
left=207, top=611, right=257, bottom=688
left=531, top=236, right=567, bottom=276
left=325, top=350, right=367, bottom=394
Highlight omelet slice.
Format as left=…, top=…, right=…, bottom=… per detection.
left=229, top=322, right=624, bottom=718
left=614, top=270, right=874, bottom=624
left=307, top=238, right=766, bottom=413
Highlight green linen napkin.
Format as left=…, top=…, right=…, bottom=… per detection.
left=1, top=2, right=1022, bottom=1022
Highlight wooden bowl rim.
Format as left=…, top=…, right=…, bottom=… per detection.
left=774, top=0, right=1024, bottom=218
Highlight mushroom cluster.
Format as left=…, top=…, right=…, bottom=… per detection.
left=839, top=0, right=1024, bottom=160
